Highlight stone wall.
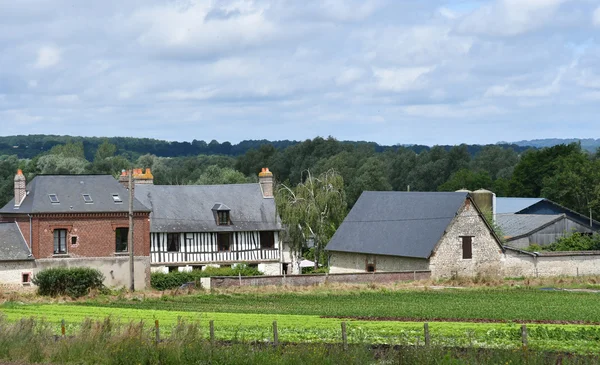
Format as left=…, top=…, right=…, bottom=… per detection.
left=207, top=271, right=431, bottom=289
left=0, top=260, right=36, bottom=287
left=35, top=256, right=151, bottom=290
left=503, top=249, right=600, bottom=277
left=329, top=251, right=429, bottom=273
left=429, top=199, right=504, bottom=279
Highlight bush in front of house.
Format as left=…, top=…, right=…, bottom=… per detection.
left=32, top=267, right=105, bottom=298
left=151, top=264, right=263, bottom=290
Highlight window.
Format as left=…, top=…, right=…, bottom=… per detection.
left=365, top=256, right=376, bottom=272
left=22, top=272, right=31, bottom=285
left=461, top=236, right=473, bottom=259
left=260, top=231, right=275, bottom=249
left=115, top=228, right=128, bottom=252
left=48, top=194, right=59, bottom=203
left=53, top=229, right=67, bottom=254
left=112, top=194, right=123, bottom=203
left=366, top=264, right=376, bottom=272
left=217, top=211, right=230, bottom=225
left=217, top=233, right=231, bottom=252
left=167, top=233, right=180, bottom=252
left=82, top=194, right=93, bottom=203
left=71, top=236, right=78, bottom=246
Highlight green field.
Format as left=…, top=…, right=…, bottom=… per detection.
left=79, top=288, right=600, bottom=322
left=2, top=288, right=600, bottom=354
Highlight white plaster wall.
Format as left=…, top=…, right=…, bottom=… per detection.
left=503, top=250, right=600, bottom=277
left=329, top=251, right=429, bottom=274
left=429, top=201, right=504, bottom=279
left=258, top=262, right=281, bottom=275
left=0, top=261, right=36, bottom=286
left=35, top=256, right=150, bottom=290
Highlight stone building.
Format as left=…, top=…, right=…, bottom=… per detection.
left=0, top=171, right=151, bottom=289
left=326, top=191, right=504, bottom=278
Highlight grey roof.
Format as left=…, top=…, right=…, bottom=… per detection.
left=0, top=175, right=150, bottom=214
left=495, top=198, right=543, bottom=214
left=497, top=214, right=564, bottom=239
left=135, top=183, right=281, bottom=233
left=0, top=223, right=33, bottom=261
left=325, top=191, right=469, bottom=259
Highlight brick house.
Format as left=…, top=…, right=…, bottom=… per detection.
left=0, top=170, right=151, bottom=289
left=325, top=191, right=505, bottom=279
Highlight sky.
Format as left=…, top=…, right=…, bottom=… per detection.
left=0, top=0, right=599, bottom=146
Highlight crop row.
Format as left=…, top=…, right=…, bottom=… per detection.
left=77, top=289, right=600, bottom=322
left=1, top=304, right=600, bottom=353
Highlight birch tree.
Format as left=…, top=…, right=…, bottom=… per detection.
left=276, top=169, right=347, bottom=269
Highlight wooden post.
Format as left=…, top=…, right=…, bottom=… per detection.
left=521, top=324, right=527, bottom=348
left=424, top=322, right=430, bottom=346
left=128, top=170, right=135, bottom=292
left=155, top=320, right=160, bottom=344
left=209, top=320, right=215, bottom=343
left=273, top=321, right=279, bottom=346
left=61, top=319, right=66, bottom=338
left=341, top=322, right=348, bottom=350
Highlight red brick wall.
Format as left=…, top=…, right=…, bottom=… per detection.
left=6, top=213, right=150, bottom=258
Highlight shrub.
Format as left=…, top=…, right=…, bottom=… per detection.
left=546, top=233, right=600, bottom=252
left=301, top=266, right=329, bottom=274
left=32, top=267, right=105, bottom=298
left=150, top=264, right=263, bottom=290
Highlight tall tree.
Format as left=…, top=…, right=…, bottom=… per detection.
left=276, top=169, right=347, bottom=268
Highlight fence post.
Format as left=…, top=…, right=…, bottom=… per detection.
left=273, top=321, right=279, bottom=346
left=521, top=324, right=527, bottom=348
left=341, top=321, right=348, bottom=350
left=155, top=320, right=160, bottom=344
left=61, top=319, right=66, bottom=338
left=424, top=322, right=430, bottom=346
left=209, top=320, right=215, bottom=343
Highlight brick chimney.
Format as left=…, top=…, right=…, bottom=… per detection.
left=118, top=168, right=154, bottom=188
left=14, top=169, right=26, bottom=207
left=258, top=168, right=274, bottom=198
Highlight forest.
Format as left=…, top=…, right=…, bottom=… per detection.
left=0, top=135, right=599, bottom=224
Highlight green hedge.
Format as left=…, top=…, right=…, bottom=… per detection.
left=151, top=264, right=262, bottom=290
left=32, top=267, right=105, bottom=298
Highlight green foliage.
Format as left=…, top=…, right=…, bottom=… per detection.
left=276, top=169, right=347, bottom=267
left=301, top=266, right=329, bottom=274
left=94, top=140, right=117, bottom=162
left=151, top=264, right=263, bottom=290
left=32, top=267, right=105, bottom=298
left=49, top=141, right=86, bottom=159
left=438, top=169, right=493, bottom=192
left=195, top=165, right=253, bottom=185
left=545, top=233, right=600, bottom=252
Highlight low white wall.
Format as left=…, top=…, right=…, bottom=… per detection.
left=258, top=262, right=281, bottom=275
left=504, top=250, right=600, bottom=277
left=329, top=251, right=429, bottom=274
left=0, top=261, right=36, bottom=288
left=35, top=256, right=150, bottom=290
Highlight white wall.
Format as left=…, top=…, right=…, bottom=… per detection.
left=503, top=250, right=600, bottom=277
left=329, top=251, right=429, bottom=274
left=258, top=262, right=281, bottom=275
left=0, top=261, right=36, bottom=288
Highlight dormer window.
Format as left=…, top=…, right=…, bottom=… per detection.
left=217, top=211, right=229, bottom=225
left=82, top=194, right=93, bottom=203
left=48, top=194, right=59, bottom=204
left=112, top=194, right=123, bottom=203
left=212, top=203, right=231, bottom=226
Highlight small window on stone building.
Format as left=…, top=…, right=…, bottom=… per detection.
left=22, top=272, right=31, bottom=284
left=365, top=256, right=376, bottom=272
left=260, top=231, right=275, bottom=249
left=71, top=236, right=78, bottom=246
left=167, top=233, right=180, bottom=252
left=217, top=233, right=231, bottom=252
left=366, top=264, right=376, bottom=272
left=115, top=228, right=128, bottom=252
left=461, top=236, right=473, bottom=259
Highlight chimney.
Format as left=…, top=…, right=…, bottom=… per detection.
left=14, top=170, right=26, bottom=207
left=118, top=170, right=129, bottom=188
left=258, top=168, right=274, bottom=198
left=118, top=168, right=154, bottom=188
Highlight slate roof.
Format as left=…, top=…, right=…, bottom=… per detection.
left=495, top=198, right=543, bottom=214
left=497, top=214, right=564, bottom=239
left=0, top=222, right=33, bottom=261
left=325, top=191, right=469, bottom=259
left=135, top=184, right=281, bottom=233
left=0, top=175, right=150, bottom=214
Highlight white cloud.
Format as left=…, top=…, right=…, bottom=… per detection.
left=593, top=6, right=600, bottom=27
left=458, top=0, right=566, bottom=36
left=35, top=45, right=61, bottom=68
left=335, top=67, right=364, bottom=86
left=372, top=67, right=433, bottom=92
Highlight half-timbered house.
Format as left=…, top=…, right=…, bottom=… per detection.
left=135, top=168, right=289, bottom=275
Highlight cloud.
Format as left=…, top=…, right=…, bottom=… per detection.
left=372, top=67, right=433, bottom=92
left=593, top=6, right=600, bottom=27
left=35, top=45, right=61, bottom=68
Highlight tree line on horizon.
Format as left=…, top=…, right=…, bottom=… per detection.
left=1, top=135, right=599, bottom=226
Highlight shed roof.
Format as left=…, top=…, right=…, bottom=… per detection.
left=497, top=214, right=564, bottom=239
left=0, top=175, right=150, bottom=214
left=0, top=223, right=33, bottom=261
left=135, top=184, right=281, bottom=233
left=325, top=191, right=469, bottom=259
left=495, top=198, right=543, bottom=214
